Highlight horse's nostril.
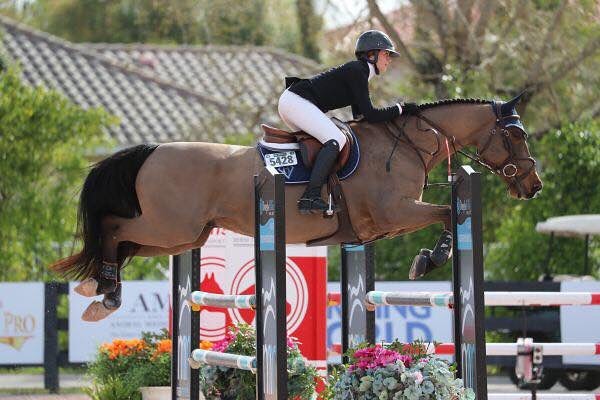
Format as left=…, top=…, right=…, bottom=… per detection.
left=533, top=182, right=543, bottom=192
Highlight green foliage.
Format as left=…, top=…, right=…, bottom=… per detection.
left=296, top=0, right=322, bottom=62
left=85, top=376, right=140, bottom=400
left=12, top=0, right=309, bottom=54
left=86, top=330, right=171, bottom=400
left=200, top=324, right=319, bottom=399
left=0, top=67, right=113, bottom=281
left=486, top=119, right=600, bottom=280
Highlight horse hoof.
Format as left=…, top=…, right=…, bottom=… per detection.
left=103, top=292, right=122, bottom=310
left=430, top=230, right=453, bottom=267
left=74, top=278, right=99, bottom=297
left=409, top=249, right=432, bottom=280
left=81, top=300, right=118, bottom=322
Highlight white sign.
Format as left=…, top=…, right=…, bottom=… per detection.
left=561, top=280, right=600, bottom=365
left=327, top=281, right=453, bottom=360
left=69, top=281, right=169, bottom=363
left=0, top=282, right=45, bottom=364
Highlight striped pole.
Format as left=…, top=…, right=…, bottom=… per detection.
left=361, top=291, right=600, bottom=307
left=366, top=291, right=452, bottom=307
left=330, top=342, right=600, bottom=356
left=190, top=349, right=257, bottom=372
left=488, top=394, right=600, bottom=400
left=189, top=291, right=256, bottom=309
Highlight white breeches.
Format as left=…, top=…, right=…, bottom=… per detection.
left=278, top=89, right=347, bottom=148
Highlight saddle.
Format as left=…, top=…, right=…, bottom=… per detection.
left=260, top=118, right=355, bottom=171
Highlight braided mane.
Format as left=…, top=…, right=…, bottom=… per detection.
left=417, top=98, right=491, bottom=110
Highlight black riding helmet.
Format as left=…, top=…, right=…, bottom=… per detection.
left=355, top=30, right=400, bottom=74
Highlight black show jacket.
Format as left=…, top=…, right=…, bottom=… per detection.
left=287, top=60, right=399, bottom=123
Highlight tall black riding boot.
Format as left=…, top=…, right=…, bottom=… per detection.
left=298, top=139, right=340, bottom=214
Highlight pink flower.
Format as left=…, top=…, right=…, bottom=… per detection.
left=349, top=345, right=412, bottom=371
left=212, top=331, right=237, bottom=352
left=287, top=336, right=300, bottom=349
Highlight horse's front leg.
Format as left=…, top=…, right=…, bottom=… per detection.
left=370, top=198, right=452, bottom=279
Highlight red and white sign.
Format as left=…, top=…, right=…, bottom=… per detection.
left=196, top=228, right=327, bottom=372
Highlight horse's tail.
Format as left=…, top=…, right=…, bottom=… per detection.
left=50, top=143, right=160, bottom=279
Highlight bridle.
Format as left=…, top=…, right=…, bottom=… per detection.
left=384, top=101, right=536, bottom=195
left=469, top=102, right=537, bottom=195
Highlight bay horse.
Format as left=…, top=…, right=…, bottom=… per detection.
left=51, top=94, right=542, bottom=321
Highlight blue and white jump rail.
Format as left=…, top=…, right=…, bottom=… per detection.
left=189, top=291, right=256, bottom=309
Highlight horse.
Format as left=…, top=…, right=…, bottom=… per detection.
left=50, top=94, right=542, bottom=321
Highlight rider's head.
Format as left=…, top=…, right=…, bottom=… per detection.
left=355, top=30, right=400, bottom=75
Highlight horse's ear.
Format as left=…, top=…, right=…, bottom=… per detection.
left=502, top=90, right=526, bottom=115
left=507, top=91, right=525, bottom=106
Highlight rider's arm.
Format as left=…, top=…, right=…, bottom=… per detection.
left=349, top=64, right=400, bottom=123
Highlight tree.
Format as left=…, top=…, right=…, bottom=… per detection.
left=365, top=0, right=600, bottom=133
left=7, top=0, right=310, bottom=53
left=0, top=68, right=112, bottom=281
left=485, top=119, right=600, bottom=280
left=296, top=0, right=322, bottom=62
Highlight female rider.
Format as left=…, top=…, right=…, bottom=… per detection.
left=278, top=29, right=417, bottom=214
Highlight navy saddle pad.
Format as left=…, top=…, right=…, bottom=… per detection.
left=257, top=130, right=360, bottom=184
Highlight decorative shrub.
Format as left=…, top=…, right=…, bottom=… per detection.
left=200, top=324, right=320, bottom=400
left=85, top=330, right=171, bottom=400
left=323, top=341, right=475, bottom=400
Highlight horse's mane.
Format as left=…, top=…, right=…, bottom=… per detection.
left=417, top=98, right=491, bottom=110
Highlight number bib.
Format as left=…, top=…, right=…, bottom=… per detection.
left=264, top=151, right=298, bottom=168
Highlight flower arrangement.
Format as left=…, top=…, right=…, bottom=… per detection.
left=86, top=330, right=171, bottom=400
left=323, top=341, right=475, bottom=400
left=200, top=324, right=320, bottom=400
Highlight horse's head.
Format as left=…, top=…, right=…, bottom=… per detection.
left=474, top=93, right=543, bottom=199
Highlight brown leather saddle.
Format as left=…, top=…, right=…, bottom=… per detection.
left=260, top=118, right=355, bottom=171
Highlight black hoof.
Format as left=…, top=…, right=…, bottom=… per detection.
left=430, top=230, right=453, bottom=267
left=102, top=284, right=122, bottom=310
left=409, top=249, right=433, bottom=280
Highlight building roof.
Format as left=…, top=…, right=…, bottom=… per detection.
left=0, top=16, right=321, bottom=146
left=84, top=43, right=320, bottom=110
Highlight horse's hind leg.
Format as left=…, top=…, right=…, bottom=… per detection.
left=79, top=214, right=209, bottom=322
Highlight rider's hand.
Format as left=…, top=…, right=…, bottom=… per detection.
left=401, top=102, right=419, bottom=116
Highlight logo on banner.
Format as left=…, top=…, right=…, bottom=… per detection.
left=0, top=306, right=36, bottom=350
left=199, top=256, right=308, bottom=341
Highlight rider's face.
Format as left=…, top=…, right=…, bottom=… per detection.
left=376, top=51, right=392, bottom=73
